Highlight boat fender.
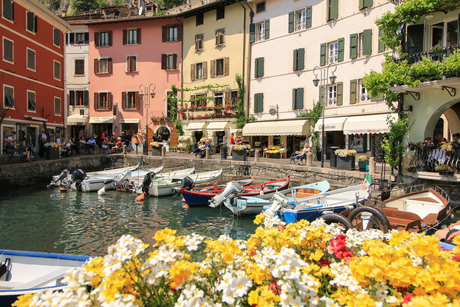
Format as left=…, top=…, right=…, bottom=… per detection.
left=59, top=187, right=67, bottom=192
left=259, top=190, right=264, bottom=196
left=137, top=193, right=145, bottom=201
left=0, top=258, right=11, bottom=281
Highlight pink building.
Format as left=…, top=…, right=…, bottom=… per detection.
left=87, top=15, right=182, bottom=141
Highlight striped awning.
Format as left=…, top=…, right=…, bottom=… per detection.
left=242, top=119, right=310, bottom=136
left=343, top=114, right=397, bottom=135
left=186, top=122, right=207, bottom=131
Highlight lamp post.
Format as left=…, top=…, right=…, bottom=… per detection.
left=139, top=83, right=156, bottom=155
left=312, top=63, right=337, bottom=168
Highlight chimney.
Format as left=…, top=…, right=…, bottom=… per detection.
left=61, top=9, right=67, bottom=17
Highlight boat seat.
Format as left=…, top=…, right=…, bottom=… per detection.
left=423, top=213, right=439, bottom=226
left=13, top=267, right=69, bottom=290
left=379, top=208, right=423, bottom=232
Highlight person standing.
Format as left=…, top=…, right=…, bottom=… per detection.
left=39, top=130, right=47, bottom=158
left=229, top=133, right=235, bottom=145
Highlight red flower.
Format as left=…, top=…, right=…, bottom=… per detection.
left=403, top=294, right=413, bottom=304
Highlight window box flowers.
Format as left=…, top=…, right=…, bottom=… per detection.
left=436, top=164, right=455, bottom=176
left=150, top=142, right=162, bottom=156
left=231, top=144, right=247, bottom=161
left=335, top=149, right=356, bottom=170
left=406, top=164, right=417, bottom=173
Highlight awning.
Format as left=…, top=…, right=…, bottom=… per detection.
left=186, top=122, right=207, bottom=132
left=314, top=117, right=348, bottom=132
left=206, top=121, right=229, bottom=131
left=24, top=115, right=47, bottom=122
left=89, top=117, right=114, bottom=124
left=119, top=118, right=139, bottom=124
left=242, top=119, right=310, bottom=136
left=343, top=114, right=398, bottom=135
left=67, top=114, right=87, bottom=125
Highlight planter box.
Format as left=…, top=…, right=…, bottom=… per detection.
left=151, top=145, right=162, bottom=156
left=232, top=150, right=247, bottom=161
left=337, top=156, right=355, bottom=170
left=358, top=160, right=369, bottom=172
left=45, top=147, right=59, bottom=160
left=439, top=170, right=455, bottom=176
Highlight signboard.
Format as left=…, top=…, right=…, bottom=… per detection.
left=119, top=119, right=140, bottom=124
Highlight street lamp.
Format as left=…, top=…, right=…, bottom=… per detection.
left=312, top=63, right=337, bottom=168
left=139, top=83, right=156, bottom=155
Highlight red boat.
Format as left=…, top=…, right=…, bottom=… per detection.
left=181, top=175, right=290, bottom=206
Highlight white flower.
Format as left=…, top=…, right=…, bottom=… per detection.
left=184, top=233, right=204, bottom=251
left=230, top=274, right=252, bottom=297
left=183, top=284, right=204, bottom=299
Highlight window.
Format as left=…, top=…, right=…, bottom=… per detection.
left=123, top=28, right=141, bottom=45
left=293, top=48, right=305, bottom=71
left=254, top=93, right=263, bottom=113
left=126, top=55, right=137, bottom=72
left=3, top=37, right=13, bottom=63
left=53, top=29, right=60, bottom=46
left=68, top=32, right=89, bottom=45
left=295, top=9, right=306, bottom=31
left=94, top=58, right=112, bottom=74
left=196, top=63, right=203, bottom=79
left=256, top=1, right=265, bottom=13
left=161, top=53, right=178, bottom=70
left=27, top=91, right=37, bottom=111
left=95, top=92, right=112, bottom=110
left=256, top=22, right=265, bottom=41
left=250, top=20, right=270, bottom=43
left=327, top=84, right=337, bottom=106
left=191, top=94, right=206, bottom=108
left=328, top=41, right=338, bottom=64
left=254, top=57, right=264, bottom=78
left=196, top=13, right=203, bottom=26
left=351, top=29, right=372, bottom=58
left=27, top=48, right=35, bottom=70
left=230, top=91, right=238, bottom=106
left=195, top=34, right=204, bottom=51
left=216, top=6, right=225, bottom=20
left=2, top=0, right=14, bottom=21
left=214, top=92, right=223, bottom=107
left=288, top=7, right=312, bottom=33
left=26, top=12, right=37, bottom=33
left=53, top=60, right=61, bottom=80
left=215, top=29, right=225, bottom=46
left=216, top=59, right=224, bottom=76
left=210, top=58, right=229, bottom=77
left=359, top=0, right=373, bottom=10
left=292, top=88, right=304, bottom=110
left=163, top=24, right=181, bottom=42
left=123, top=91, right=138, bottom=110
left=3, top=85, right=15, bottom=108
left=69, top=90, right=89, bottom=106
left=54, top=97, right=61, bottom=115
left=75, top=32, right=85, bottom=44
left=327, top=0, right=338, bottom=21
left=191, top=62, right=207, bottom=81
left=75, top=59, right=84, bottom=75
left=358, top=79, right=371, bottom=102
left=95, top=31, right=112, bottom=47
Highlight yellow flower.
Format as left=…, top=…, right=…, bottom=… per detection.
left=154, top=228, right=177, bottom=245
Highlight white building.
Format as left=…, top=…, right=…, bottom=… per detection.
left=64, top=24, right=90, bottom=139
left=246, top=0, right=395, bottom=159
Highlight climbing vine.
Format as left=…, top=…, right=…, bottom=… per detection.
left=166, top=85, right=184, bottom=136
left=381, top=114, right=413, bottom=170
left=297, top=100, right=323, bottom=157
left=235, top=74, right=246, bottom=128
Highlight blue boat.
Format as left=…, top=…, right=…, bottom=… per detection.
left=224, top=181, right=330, bottom=215
left=0, top=250, right=89, bottom=306
left=265, top=184, right=370, bottom=224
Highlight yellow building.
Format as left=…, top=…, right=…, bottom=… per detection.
left=171, top=0, right=251, bottom=149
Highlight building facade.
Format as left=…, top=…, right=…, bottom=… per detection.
left=171, top=0, right=251, bottom=150
left=1, top=0, right=70, bottom=149
left=246, top=0, right=395, bottom=158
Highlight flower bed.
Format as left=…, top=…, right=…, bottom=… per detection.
left=15, top=216, right=460, bottom=307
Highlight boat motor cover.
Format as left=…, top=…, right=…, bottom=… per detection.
left=55, top=169, right=69, bottom=183
left=181, top=176, right=195, bottom=190
left=71, top=169, right=87, bottom=182
left=142, top=171, right=156, bottom=195
left=209, top=181, right=243, bottom=208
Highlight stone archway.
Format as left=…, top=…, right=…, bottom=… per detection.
left=423, top=100, right=460, bottom=141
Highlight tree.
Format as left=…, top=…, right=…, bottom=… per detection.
left=297, top=100, right=323, bottom=158
left=235, top=74, right=246, bottom=129
left=71, top=0, right=100, bottom=12
left=157, top=0, right=184, bottom=9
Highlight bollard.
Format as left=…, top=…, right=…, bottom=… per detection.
left=369, top=156, right=376, bottom=174
left=255, top=150, right=260, bottom=163
left=161, top=146, right=166, bottom=157
left=206, top=147, right=211, bottom=159
left=123, top=144, right=127, bottom=154
left=306, top=152, right=313, bottom=167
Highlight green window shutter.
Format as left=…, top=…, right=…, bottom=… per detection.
left=293, top=49, right=298, bottom=71
left=249, top=23, right=255, bottom=43
left=265, top=19, right=270, bottom=39
left=338, top=37, right=345, bottom=62
left=254, top=93, right=258, bottom=113
left=328, top=0, right=338, bottom=21
left=378, top=28, right=385, bottom=53
left=359, top=0, right=364, bottom=10
left=363, top=29, right=372, bottom=55
left=69, top=90, right=75, bottom=106
left=350, top=33, right=358, bottom=59
left=254, top=93, right=263, bottom=113
left=365, top=0, right=373, bottom=8
left=259, top=94, right=264, bottom=113
left=297, top=48, right=305, bottom=70
left=350, top=80, right=357, bottom=104
left=306, top=6, right=312, bottom=29
left=319, top=85, right=325, bottom=106
left=256, top=57, right=264, bottom=77
left=371, top=92, right=384, bottom=102
left=320, top=43, right=326, bottom=66
left=292, top=88, right=297, bottom=110
left=336, top=82, right=343, bottom=106
left=297, top=88, right=304, bottom=109
left=406, top=24, right=424, bottom=54
left=288, top=11, right=294, bottom=33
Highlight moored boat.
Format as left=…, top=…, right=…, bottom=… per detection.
left=182, top=175, right=291, bottom=207
left=0, top=250, right=89, bottom=306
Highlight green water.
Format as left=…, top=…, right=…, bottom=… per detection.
left=0, top=185, right=258, bottom=257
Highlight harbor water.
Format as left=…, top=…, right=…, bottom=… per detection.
left=0, top=184, right=258, bottom=257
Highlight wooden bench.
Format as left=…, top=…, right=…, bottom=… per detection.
left=380, top=208, right=424, bottom=232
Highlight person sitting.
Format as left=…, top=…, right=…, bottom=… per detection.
left=201, top=140, right=211, bottom=158
left=191, top=141, right=204, bottom=158
left=17, top=139, right=32, bottom=162
left=60, top=139, right=70, bottom=157
left=103, top=137, right=113, bottom=153
left=235, top=136, right=242, bottom=145
left=111, top=137, right=123, bottom=153
left=435, top=220, right=460, bottom=243
left=79, top=136, right=88, bottom=153
left=87, top=136, right=96, bottom=154
left=296, top=143, right=311, bottom=165
left=4, top=131, right=16, bottom=163
left=71, top=137, right=80, bottom=156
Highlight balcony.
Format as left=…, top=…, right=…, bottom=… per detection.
left=179, top=105, right=238, bottom=120
left=397, top=44, right=459, bottom=66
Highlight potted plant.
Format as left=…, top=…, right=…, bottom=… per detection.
left=435, top=164, right=455, bottom=176
left=231, top=144, right=248, bottom=161
left=335, top=149, right=357, bottom=170
left=358, top=155, right=369, bottom=172
left=150, top=141, right=162, bottom=156
left=186, top=143, right=194, bottom=154
left=406, top=164, right=417, bottom=173
left=44, top=142, right=60, bottom=160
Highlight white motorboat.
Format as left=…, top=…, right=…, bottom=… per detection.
left=136, top=169, right=223, bottom=197
left=0, top=250, right=89, bottom=306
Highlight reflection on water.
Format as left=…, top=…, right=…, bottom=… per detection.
left=0, top=186, right=258, bottom=257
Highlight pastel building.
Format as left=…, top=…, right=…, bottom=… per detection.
left=87, top=12, right=182, bottom=143
left=169, top=0, right=251, bottom=148
left=1, top=0, right=70, bottom=147
left=246, top=0, right=395, bottom=158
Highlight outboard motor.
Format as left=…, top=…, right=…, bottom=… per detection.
left=172, top=176, right=195, bottom=197
left=265, top=192, right=290, bottom=218
left=141, top=171, right=156, bottom=196
left=62, top=169, right=87, bottom=191
left=209, top=182, right=243, bottom=208
left=48, top=169, right=69, bottom=188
